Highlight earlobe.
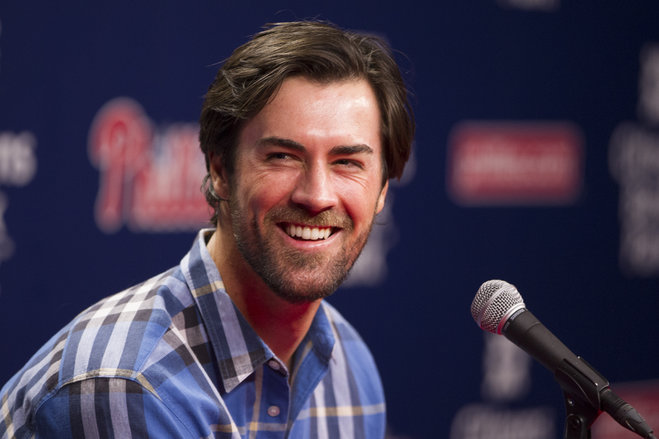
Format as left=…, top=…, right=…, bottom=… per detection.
left=209, top=152, right=230, bottom=201
left=376, top=180, right=389, bottom=214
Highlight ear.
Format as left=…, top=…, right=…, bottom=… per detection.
left=209, top=151, right=230, bottom=200
left=375, top=180, right=389, bottom=214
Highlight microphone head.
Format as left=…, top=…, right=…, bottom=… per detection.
left=471, top=279, right=526, bottom=334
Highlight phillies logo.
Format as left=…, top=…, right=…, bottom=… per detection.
left=88, top=98, right=209, bottom=233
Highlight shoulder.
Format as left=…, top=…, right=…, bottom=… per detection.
left=58, top=267, right=188, bottom=382
left=0, top=266, right=193, bottom=436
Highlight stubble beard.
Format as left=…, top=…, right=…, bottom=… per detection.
left=229, top=200, right=374, bottom=303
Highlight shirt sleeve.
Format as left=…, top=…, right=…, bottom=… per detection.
left=33, top=377, right=194, bottom=438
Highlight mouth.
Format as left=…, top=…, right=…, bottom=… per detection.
left=281, top=223, right=337, bottom=241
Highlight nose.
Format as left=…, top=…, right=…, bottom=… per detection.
left=290, top=163, right=338, bottom=214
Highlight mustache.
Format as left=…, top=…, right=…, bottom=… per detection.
left=266, top=206, right=352, bottom=229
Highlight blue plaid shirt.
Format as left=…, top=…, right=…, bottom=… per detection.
left=0, top=230, right=385, bottom=438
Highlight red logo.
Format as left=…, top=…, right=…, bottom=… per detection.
left=447, top=122, right=583, bottom=205
left=88, top=98, right=209, bottom=233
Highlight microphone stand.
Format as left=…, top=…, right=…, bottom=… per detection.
left=561, top=390, right=599, bottom=439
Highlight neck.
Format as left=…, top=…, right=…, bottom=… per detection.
left=207, top=227, right=321, bottom=370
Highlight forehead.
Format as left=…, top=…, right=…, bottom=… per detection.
left=238, top=76, right=382, bottom=154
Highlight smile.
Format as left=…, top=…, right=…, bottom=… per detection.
left=283, top=223, right=334, bottom=241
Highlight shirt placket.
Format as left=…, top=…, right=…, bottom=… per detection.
left=252, top=359, right=291, bottom=438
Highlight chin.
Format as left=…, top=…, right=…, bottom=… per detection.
left=267, top=270, right=348, bottom=304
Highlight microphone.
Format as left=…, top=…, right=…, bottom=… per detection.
left=471, top=279, right=656, bottom=439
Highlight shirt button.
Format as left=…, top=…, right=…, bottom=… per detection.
left=268, top=359, right=280, bottom=371
left=267, top=405, right=280, bottom=417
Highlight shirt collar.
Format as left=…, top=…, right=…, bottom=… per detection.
left=180, top=229, right=335, bottom=393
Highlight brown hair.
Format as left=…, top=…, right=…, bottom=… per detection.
left=199, top=20, right=415, bottom=224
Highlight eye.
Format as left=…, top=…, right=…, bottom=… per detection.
left=266, top=152, right=293, bottom=161
left=333, top=158, right=364, bottom=169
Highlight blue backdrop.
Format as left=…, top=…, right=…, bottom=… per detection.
left=1, top=2, right=659, bottom=438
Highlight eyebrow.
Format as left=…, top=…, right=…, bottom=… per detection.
left=258, top=136, right=374, bottom=156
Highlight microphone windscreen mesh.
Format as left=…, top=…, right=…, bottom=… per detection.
left=471, top=279, right=525, bottom=334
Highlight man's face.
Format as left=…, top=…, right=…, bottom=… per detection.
left=221, top=76, right=388, bottom=303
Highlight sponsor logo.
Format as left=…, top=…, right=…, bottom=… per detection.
left=0, top=21, right=39, bottom=285
left=609, top=45, right=659, bottom=276
left=447, top=121, right=583, bottom=206
left=609, top=124, right=659, bottom=276
left=88, top=98, right=209, bottom=233
left=0, top=131, right=38, bottom=267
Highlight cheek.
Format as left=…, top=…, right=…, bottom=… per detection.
left=240, top=174, right=296, bottom=215
left=335, top=180, right=384, bottom=225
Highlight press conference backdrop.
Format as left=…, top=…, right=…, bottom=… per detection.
left=1, top=2, right=658, bottom=438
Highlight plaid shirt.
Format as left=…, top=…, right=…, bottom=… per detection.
left=0, top=230, right=385, bottom=438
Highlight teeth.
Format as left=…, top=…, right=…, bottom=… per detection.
left=286, top=224, right=332, bottom=241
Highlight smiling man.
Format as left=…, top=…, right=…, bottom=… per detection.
left=1, top=21, right=414, bottom=438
